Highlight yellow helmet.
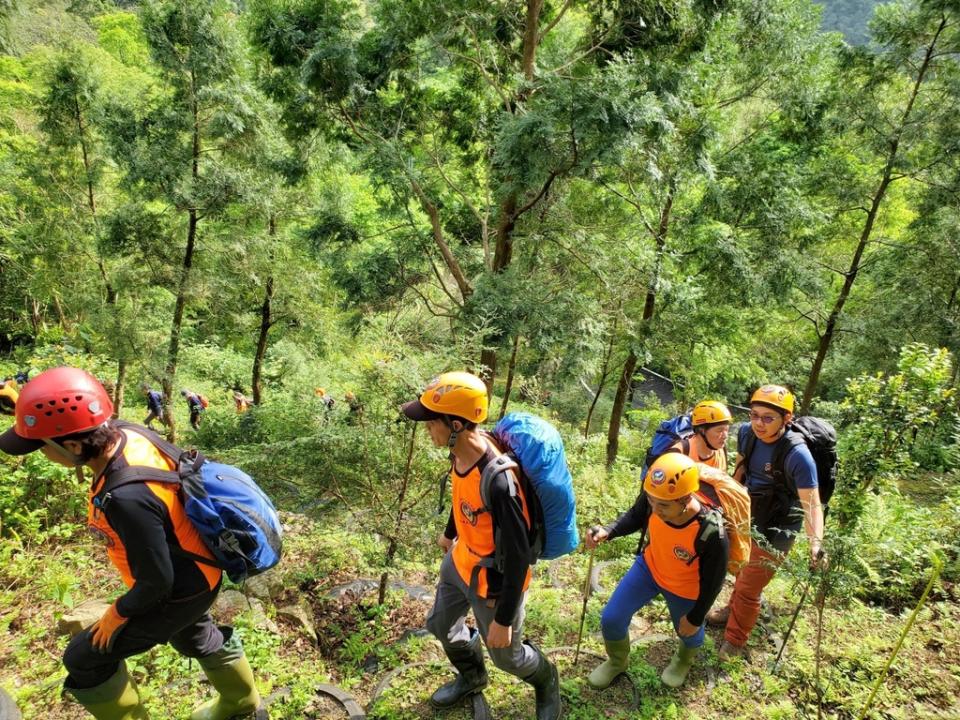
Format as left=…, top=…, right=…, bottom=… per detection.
left=402, top=371, right=488, bottom=423
left=751, top=385, right=795, bottom=414
left=644, top=453, right=699, bottom=500
left=691, top=400, right=732, bottom=426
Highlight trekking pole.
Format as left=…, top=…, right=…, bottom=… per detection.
left=856, top=554, right=943, bottom=720
left=574, top=540, right=597, bottom=665
left=773, top=549, right=825, bottom=672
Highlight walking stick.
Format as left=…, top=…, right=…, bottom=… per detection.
left=773, top=549, right=825, bottom=671
left=574, top=544, right=596, bottom=665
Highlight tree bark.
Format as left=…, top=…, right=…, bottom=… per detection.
left=163, top=208, right=197, bottom=442
left=252, top=275, right=273, bottom=406
left=162, top=74, right=202, bottom=442
left=584, top=318, right=618, bottom=437
left=499, top=334, right=521, bottom=419
left=604, top=184, right=673, bottom=468
left=800, top=18, right=944, bottom=414
left=113, top=358, right=127, bottom=418
left=605, top=350, right=637, bottom=470
left=252, top=216, right=276, bottom=406
left=522, top=0, right=544, bottom=81
left=409, top=178, right=472, bottom=299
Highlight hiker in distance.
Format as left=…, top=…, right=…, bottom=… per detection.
left=585, top=453, right=728, bottom=689
left=0, top=367, right=264, bottom=719
left=141, top=384, right=164, bottom=430
left=182, top=389, right=206, bottom=429
left=401, top=371, right=562, bottom=720
left=707, top=384, right=826, bottom=659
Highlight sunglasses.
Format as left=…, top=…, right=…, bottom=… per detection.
left=749, top=411, right=781, bottom=425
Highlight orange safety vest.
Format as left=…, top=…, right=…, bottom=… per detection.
left=644, top=510, right=705, bottom=601
left=88, top=429, right=221, bottom=591
left=681, top=439, right=727, bottom=474
left=450, top=444, right=532, bottom=598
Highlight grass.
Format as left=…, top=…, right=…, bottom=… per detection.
left=1, top=496, right=958, bottom=719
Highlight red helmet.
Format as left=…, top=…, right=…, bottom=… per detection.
left=0, top=368, right=113, bottom=455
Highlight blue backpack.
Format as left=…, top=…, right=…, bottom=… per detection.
left=97, top=422, right=282, bottom=584
left=481, top=412, right=579, bottom=563
left=641, top=414, right=694, bottom=478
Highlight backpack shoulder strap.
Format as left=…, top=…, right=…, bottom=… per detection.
left=681, top=436, right=691, bottom=457
left=479, top=454, right=520, bottom=512
left=771, top=428, right=806, bottom=494
left=98, top=422, right=190, bottom=501
left=112, top=420, right=184, bottom=460
left=735, top=426, right=757, bottom=481
left=687, top=507, right=724, bottom=565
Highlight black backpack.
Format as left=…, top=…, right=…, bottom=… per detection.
left=739, top=416, right=838, bottom=507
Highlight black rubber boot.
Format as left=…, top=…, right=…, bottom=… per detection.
left=430, top=631, right=489, bottom=709
left=523, top=644, right=562, bottom=720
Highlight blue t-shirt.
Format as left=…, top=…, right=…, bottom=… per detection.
left=737, top=424, right=818, bottom=492
left=737, top=423, right=818, bottom=547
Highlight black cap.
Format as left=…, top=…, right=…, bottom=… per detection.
left=400, top=399, right=443, bottom=421
left=0, top=427, right=44, bottom=456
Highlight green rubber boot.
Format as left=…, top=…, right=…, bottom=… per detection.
left=588, top=637, right=631, bottom=690
left=660, top=642, right=699, bottom=688
left=68, top=663, right=149, bottom=720
left=190, top=630, right=262, bottom=720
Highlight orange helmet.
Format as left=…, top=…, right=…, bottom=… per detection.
left=751, top=385, right=795, bottom=414
left=402, top=371, right=488, bottom=423
left=691, top=400, right=732, bottom=426
left=644, top=453, right=699, bottom=500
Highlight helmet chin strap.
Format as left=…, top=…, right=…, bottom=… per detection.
left=42, top=438, right=87, bottom=483
left=698, top=427, right=722, bottom=452
left=444, top=417, right=460, bottom=460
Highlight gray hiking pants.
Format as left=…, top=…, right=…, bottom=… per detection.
left=426, top=551, right=539, bottom=678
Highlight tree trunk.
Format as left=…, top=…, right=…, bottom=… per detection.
left=800, top=18, right=943, bottom=413
left=252, top=216, right=276, bottom=406
left=584, top=320, right=617, bottom=437
left=113, top=358, right=126, bottom=418
left=163, top=75, right=202, bottom=442
left=162, top=208, right=198, bottom=442
left=252, top=275, right=274, bottom=406
left=604, top=184, right=673, bottom=468
left=521, top=0, right=543, bottom=81
left=76, top=98, right=96, bottom=217
left=499, top=334, right=521, bottom=419
left=605, top=350, right=637, bottom=470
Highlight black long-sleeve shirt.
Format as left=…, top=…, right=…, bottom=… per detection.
left=444, top=445, right=531, bottom=626
left=605, top=492, right=728, bottom=626
left=97, top=436, right=215, bottom=617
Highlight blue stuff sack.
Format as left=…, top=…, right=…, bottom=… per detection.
left=99, top=422, right=283, bottom=584
left=641, top=414, right=694, bottom=478
left=483, top=412, right=578, bottom=561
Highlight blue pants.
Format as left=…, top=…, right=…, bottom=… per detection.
left=601, top=554, right=705, bottom=649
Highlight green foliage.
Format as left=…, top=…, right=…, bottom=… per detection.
left=833, top=343, right=956, bottom=527
left=0, top=452, right=82, bottom=542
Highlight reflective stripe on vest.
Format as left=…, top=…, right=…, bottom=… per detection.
left=450, top=446, right=532, bottom=598
left=88, top=429, right=221, bottom=590
left=643, top=512, right=702, bottom=601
